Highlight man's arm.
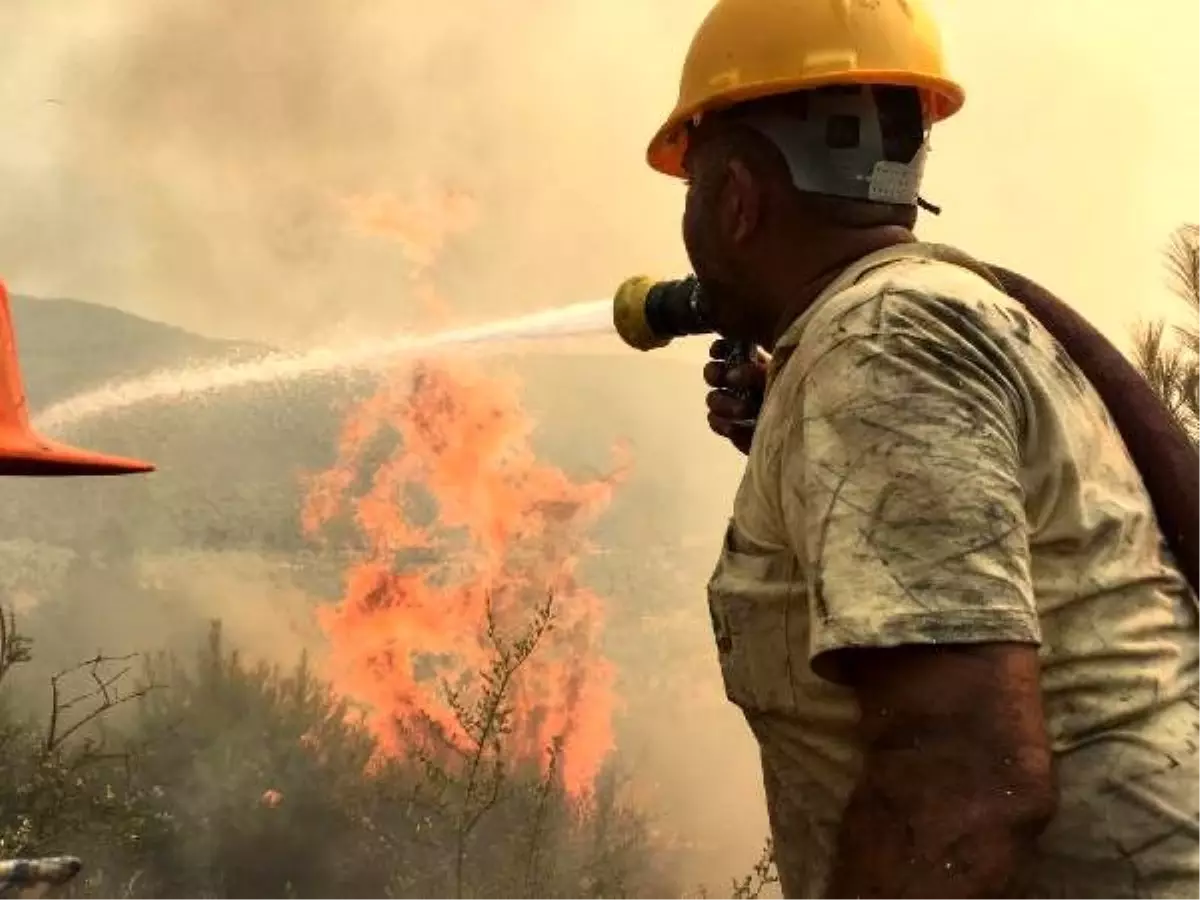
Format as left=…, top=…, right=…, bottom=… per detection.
left=826, top=643, right=1056, bottom=898
left=776, top=286, right=1062, bottom=897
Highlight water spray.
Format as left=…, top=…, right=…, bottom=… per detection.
left=33, top=299, right=614, bottom=433
left=33, top=276, right=754, bottom=437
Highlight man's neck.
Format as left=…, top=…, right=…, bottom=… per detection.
left=761, top=227, right=915, bottom=350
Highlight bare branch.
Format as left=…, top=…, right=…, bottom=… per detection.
left=730, top=839, right=781, bottom=900
left=0, top=607, right=32, bottom=687
left=44, top=652, right=160, bottom=756
left=452, top=590, right=558, bottom=898
left=524, top=736, right=564, bottom=897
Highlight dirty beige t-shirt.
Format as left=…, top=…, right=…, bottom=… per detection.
left=708, top=244, right=1199, bottom=898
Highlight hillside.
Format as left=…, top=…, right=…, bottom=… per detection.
left=9, top=293, right=266, bottom=407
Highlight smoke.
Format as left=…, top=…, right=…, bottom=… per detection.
left=5, top=0, right=1197, bottom=352
left=0, top=0, right=698, bottom=345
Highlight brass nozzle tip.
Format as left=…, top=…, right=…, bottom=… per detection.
left=613, top=275, right=671, bottom=352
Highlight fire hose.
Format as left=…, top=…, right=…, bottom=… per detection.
left=0, top=857, right=82, bottom=897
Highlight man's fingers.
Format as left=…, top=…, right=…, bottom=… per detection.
left=705, top=343, right=764, bottom=457
left=725, top=363, right=765, bottom=391
left=709, top=338, right=734, bottom=360
left=705, top=360, right=764, bottom=390
left=707, top=389, right=760, bottom=421
left=703, top=360, right=727, bottom=388
left=707, top=413, right=755, bottom=454
left=710, top=339, right=770, bottom=364
left=707, top=411, right=732, bottom=437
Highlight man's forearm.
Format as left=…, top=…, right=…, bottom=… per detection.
left=825, top=769, right=1051, bottom=899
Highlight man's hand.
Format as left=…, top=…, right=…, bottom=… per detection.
left=703, top=339, right=767, bottom=454
left=826, top=643, right=1058, bottom=899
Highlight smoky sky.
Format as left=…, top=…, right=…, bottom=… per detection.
left=0, top=0, right=698, bottom=345
left=1, top=1, right=1197, bottom=348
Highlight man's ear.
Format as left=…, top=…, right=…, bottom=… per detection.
left=720, top=158, right=762, bottom=246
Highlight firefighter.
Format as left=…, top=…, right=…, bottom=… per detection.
left=644, top=1, right=1199, bottom=895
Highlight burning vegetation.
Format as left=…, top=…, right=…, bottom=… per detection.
left=0, top=356, right=676, bottom=898
left=303, top=358, right=628, bottom=799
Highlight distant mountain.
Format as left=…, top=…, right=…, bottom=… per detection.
left=9, top=293, right=266, bottom=409
left=5, top=294, right=335, bottom=556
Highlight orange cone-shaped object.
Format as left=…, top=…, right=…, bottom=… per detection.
left=1, top=279, right=155, bottom=477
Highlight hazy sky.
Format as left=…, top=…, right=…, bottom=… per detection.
left=0, top=0, right=1196, bottom=350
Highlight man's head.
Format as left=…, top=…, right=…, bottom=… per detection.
left=680, top=84, right=930, bottom=345
left=644, top=0, right=963, bottom=345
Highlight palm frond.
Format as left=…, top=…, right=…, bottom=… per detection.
left=1134, top=227, right=1200, bottom=446
left=1165, top=223, right=1199, bottom=311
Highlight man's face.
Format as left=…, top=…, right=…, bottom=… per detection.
left=681, top=132, right=764, bottom=342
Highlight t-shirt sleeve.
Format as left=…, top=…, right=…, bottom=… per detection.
left=778, top=287, right=1041, bottom=684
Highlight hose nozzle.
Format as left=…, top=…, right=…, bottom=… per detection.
left=613, top=273, right=758, bottom=418
left=612, top=275, right=712, bottom=351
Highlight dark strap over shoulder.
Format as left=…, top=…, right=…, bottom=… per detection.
left=922, top=244, right=1198, bottom=596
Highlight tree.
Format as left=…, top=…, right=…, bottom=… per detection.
left=1133, top=223, right=1199, bottom=445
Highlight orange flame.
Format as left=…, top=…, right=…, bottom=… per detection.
left=307, top=186, right=629, bottom=796
left=304, top=357, right=630, bottom=797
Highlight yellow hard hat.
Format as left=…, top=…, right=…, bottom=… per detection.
left=648, top=0, right=965, bottom=177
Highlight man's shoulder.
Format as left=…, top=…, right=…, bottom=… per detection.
left=770, top=252, right=1043, bottom=403
left=801, top=252, right=1033, bottom=352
